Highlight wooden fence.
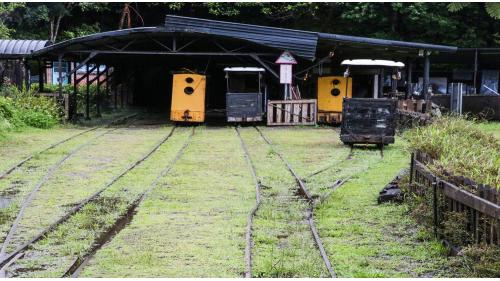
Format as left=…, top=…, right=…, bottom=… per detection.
left=267, top=99, right=316, bottom=126
left=410, top=151, right=499, bottom=246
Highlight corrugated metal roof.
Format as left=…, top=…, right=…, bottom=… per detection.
left=0, top=40, right=48, bottom=58
left=31, top=27, right=164, bottom=57
left=319, top=33, right=457, bottom=52
left=165, top=15, right=318, bottom=60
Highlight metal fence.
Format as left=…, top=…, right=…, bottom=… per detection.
left=409, top=151, right=499, bottom=246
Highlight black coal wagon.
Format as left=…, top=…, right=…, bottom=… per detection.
left=340, top=98, right=397, bottom=145
left=225, top=67, right=266, bottom=122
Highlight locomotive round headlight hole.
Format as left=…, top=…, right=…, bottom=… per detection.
left=332, top=79, right=341, bottom=85
left=331, top=88, right=341, bottom=96
left=185, top=77, right=194, bottom=83
left=184, top=87, right=194, bottom=95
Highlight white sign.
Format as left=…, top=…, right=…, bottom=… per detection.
left=275, top=51, right=297, bottom=65
left=280, top=64, right=292, bottom=84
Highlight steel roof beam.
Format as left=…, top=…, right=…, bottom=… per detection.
left=70, top=50, right=276, bottom=56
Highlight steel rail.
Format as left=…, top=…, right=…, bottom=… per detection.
left=66, top=127, right=195, bottom=278
left=254, top=126, right=336, bottom=278
left=0, top=123, right=176, bottom=268
left=0, top=126, right=123, bottom=257
left=0, top=113, right=138, bottom=180
left=302, top=148, right=354, bottom=181
left=234, top=126, right=262, bottom=278
left=0, top=114, right=140, bottom=257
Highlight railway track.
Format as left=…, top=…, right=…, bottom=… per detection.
left=234, top=126, right=262, bottom=278
left=0, top=121, right=177, bottom=269
left=0, top=114, right=141, bottom=258
left=254, top=126, right=336, bottom=278
left=64, top=127, right=195, bottom=278
left=0, top=113, right=138, bottom=181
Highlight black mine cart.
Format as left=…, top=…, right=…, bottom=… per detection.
left=340, top=98, right=397, bottom=145
left=225, top=67, right=266, bottom=122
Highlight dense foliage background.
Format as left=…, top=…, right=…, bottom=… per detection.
left=0, top=2, right=499, bottom=47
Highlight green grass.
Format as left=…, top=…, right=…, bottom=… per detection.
left=76, top=127, right=255, bottom=277
left=255, top=127, right=460, bottom=277
left=476, top=121, right=500, bottom=139
left=9, top=127, right=193, bottom=277
left=1, top=125, right=172, bottom=254
left=0, top=123, right=474, bottom=277
left=238, top=127, right=329, bottom=277
left=404, top=116, right=499, bottom=188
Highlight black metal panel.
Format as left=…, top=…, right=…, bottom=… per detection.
left=226, top=92, right=263, bottom=121
left=340, top=98, right=397, bottom=145
left=165, top=15, right=318, bottom=60
left=0, top=40, right=48, bottom=58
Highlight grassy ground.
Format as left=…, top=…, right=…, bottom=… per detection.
left=9, top=127, right=193, bottom=277
left=238, top=127, right=329, bottom=277
left=1, top=122, right=172, bottom=254
left=257, top=127, right=457, bottom=277
left=477, top=121, right=500, bottom=138
left=77, top=127, right=255, bottom=277
left=1, top=120, right=492, bottom=277
left=0, top=111, right=133, bottom=173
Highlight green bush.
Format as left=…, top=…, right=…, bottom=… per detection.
left=0, top=85, right=62, bottom=132
left=404, top=115, right=500, bottom=188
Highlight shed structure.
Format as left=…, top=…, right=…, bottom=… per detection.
left=0, top=39, right=48, bottom=89
left=22, top=15, right=498, bottom=120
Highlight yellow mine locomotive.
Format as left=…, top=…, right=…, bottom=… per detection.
left=170, top=73, right=206, bottom=122
left=317, top=76, right=352, bottom=124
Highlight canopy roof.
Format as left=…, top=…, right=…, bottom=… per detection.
left=0, top=40, right=48, bottom=59
left=30, top=15, right=459, bottom=64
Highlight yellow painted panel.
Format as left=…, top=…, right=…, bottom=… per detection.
left=317, top=76, right=352, bottom=113
left=170, top=74, right=206, bottom=122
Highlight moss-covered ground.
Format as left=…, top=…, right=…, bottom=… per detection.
left=1, top=120, right=492, bottom=277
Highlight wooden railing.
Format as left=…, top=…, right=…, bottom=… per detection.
left=410, top=151, right=499, bottom=246
left=267, top=99, right=317, bottom=126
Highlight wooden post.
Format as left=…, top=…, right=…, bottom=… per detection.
left=406, top=59, right=413, bottom=99
left=114, top=75, right=118, bottom=110
left=23, top=59, right=30, bottom=91
left=96, top=64, right=101, bottom=117
left=57, top=54, right=63, bottom=99
left=379, top=68, right=384, bottom=97
left=473, top=49, right=478, bottom=94
left=120, top=78, right=124, bottom=109
left=423, top=52, right=430, bottom=100
left=85, top=63, right=90, bottom=120
left=72, top=62, right=78, bottom=120
left=38, top=60, right=44, bottom=92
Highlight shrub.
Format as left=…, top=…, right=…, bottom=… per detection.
left=0, top=85, right=62, bottom=132
left=404, top=115, right=499, bottom=188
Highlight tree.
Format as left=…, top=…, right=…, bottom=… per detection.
left=448, top=2, right=500, bottom=19
left=0, top=3, right=25, bottom=38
